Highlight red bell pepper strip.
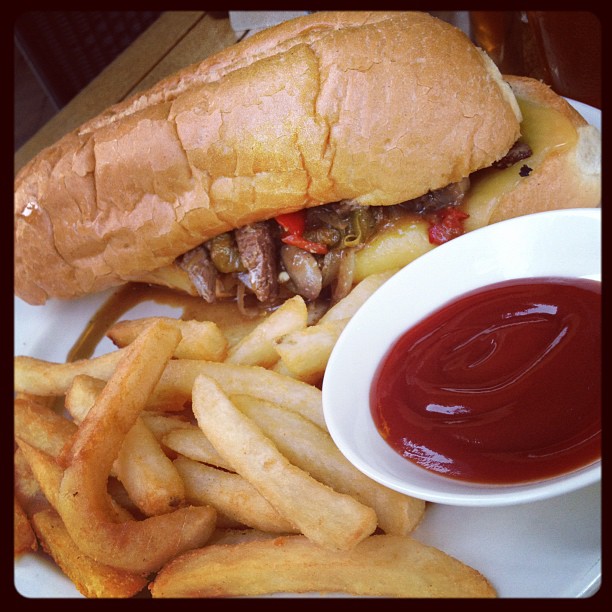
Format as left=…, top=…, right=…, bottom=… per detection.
left=276, top=211, right=306, bottom=236
left=275, top=211, right=328, bottom=255
left=428, top=207, right=469, bottom=245
left=280, top=233, right=329, bottom=254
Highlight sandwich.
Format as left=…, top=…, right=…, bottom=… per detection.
left=14, top=11, right=601, bottom=315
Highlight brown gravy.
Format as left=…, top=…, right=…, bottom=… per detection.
left=67, top=283, right=265, bottom=362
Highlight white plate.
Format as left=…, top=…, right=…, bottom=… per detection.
left=13, top=101, right=601, bottom=598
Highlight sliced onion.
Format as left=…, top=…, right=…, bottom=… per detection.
left=320, top=250, right=343, bottom=288
left=331, top=248, right=355, bottom=304
left=306, top=299, right=329, bottom=325
left=236, top=282, right=261, bottom=318
left=280, top=245, right=323, bottom=302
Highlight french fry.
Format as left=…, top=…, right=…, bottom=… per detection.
left=15, top=284, right=498, bottom=597
left=16, top=440, right=64, bottom=514
left=66, top=372, right=188, bottom=417
left=269, top=359, right=298, bottom=378
left=265, top=272, right=396, bottom=383
left=14, top=395, right=77, bottom=457
left=14, top=498, right=37, bottom=556
left=22, top=380, right=185, bottom=517
left=14, top=347, right=326, bottom=429
left=14, top=448, right=49, bottom=516
left=162, top=427, right=234, bottom=471
left=150, top=534, right=496, bottom=598
left=16, top=439, right=134, bottom=523
left=107, top=316, right=228, bottom=361
left=64, top=375, right=106, bottom=423
left=14, top=404, right=124, bottom=525
left=269, top=271, right=395, bottom=382
left=140, top=413, right=195, bottom=442
left=192, top=374, right=377, bottom=551
left=56, top=320, right=217, bottom=573
left=225, top=295, right=308, bottom=367
left=65, top=377, right=193, bottom=437
left=319, top=270, right=396, bottom=324
left=274, top=318, right=349, bottom=382
left=14, top=351, right=124, bottom=397
left=115, top=417, right=186, bottom=516
left=16, top=353, right=326, bottom=428
left=153, top=360, right=326, bottom=430
left=233, top=395, right=426, bottom=535
left=31, top=508, right=148, bottom=598
left=174, top=456, right=298, bottom=534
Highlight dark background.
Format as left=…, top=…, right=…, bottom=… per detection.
left=14, top=11, right=163, bottom=150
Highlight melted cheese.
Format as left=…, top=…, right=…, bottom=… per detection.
left=463, top=98, right=577, bottom=231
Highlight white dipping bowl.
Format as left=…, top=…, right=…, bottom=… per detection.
left=322, top=208, right=601, bottom=507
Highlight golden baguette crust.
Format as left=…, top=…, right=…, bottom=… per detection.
left=14, top=11, right=521, bottom=305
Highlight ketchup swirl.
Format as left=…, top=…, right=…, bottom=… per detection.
left=370, top=277, right=601, bottom=484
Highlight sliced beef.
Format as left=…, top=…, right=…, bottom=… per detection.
left=177, top=245, right=217, bottom=302
left=234, top=221, right=278, bottom=303
left=402, top=177, right=470, bottom=214
left=492, top=140, right=533, bottom=169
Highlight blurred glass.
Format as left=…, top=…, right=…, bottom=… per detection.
left=470, top=11, right=601, bottom=108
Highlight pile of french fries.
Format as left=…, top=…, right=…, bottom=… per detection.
left=14, top=271, right=496, bottom=598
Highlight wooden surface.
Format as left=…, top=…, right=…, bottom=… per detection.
left=14, top=12, right=246, bottom=174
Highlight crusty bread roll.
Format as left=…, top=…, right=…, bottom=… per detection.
left=462, top=75, right=601, bottom=230
left=15, top=11, right=522, bottom=305
left=347, top=74, right=601, bottom=283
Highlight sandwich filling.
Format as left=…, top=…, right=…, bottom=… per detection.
left=176, top=140, right=532, bottom=313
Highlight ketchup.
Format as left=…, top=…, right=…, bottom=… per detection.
left=370, top=277, right=601, bottom=485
